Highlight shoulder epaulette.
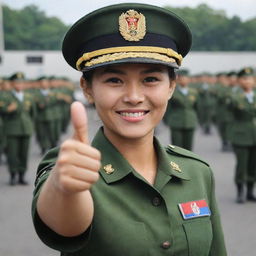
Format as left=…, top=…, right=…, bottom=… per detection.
left=166, top=144, right=209, bottom=166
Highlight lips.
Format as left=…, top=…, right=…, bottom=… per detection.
left=116, top=110, right=149, bottom=122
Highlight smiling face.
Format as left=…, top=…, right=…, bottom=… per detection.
left=81, top=63, right=175, bottom=142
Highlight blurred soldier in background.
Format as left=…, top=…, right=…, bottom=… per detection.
left=54, top=77, right=74, bottom=134
left=227, top=71, right=240, bottom=94
left=0, top=78, right=12, bottom=165
left=34, top=76, right=58, bottom=155
left=229, top=67, right=256, bottom=203
left=1, top=72, right=35, bottom=185
left=197, top=73, right=217, bottom=135
left=0, top=78, right=5, bottom=164
left=164, top=69, right=198, bottom=150
left=215, top=73, right=233, bottom=151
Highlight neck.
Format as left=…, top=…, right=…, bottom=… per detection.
left=104, top=129, right=158, bottom=184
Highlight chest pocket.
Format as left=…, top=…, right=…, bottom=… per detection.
left=183, top=218, right=213, bottom=256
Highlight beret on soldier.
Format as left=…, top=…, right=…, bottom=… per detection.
left=237, top=67, right=255, bottom=77
left=62, top=3, right=192, bottom=72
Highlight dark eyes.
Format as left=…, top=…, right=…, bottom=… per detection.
left=104, top=76, right=160, bottom=85
left=105, top=77, right=122, bottom=84
left=143, top=77, right=159, bottom=83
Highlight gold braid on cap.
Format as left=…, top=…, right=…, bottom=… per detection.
left=76, top=46, right=183, bottom=70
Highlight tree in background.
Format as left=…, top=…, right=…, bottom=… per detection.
left=165, top=4, right=256, bottom=51
left=2, top=3, right=256, bottom=51
left=3, top=5, right=68, bottom=50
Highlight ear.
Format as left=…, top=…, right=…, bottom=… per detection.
left=168, top=80, right=176, bottom=99
left=80, top=76, right=94, bottom=104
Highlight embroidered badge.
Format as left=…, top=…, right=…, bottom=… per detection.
left=119, top=9, right=146, bottom=41
left=103, top=164, right=115, bottom=174
left=178, top=199, right=211, bottom=220
left=17, top=72, right=23, bottom=79
left=170, top=161, right=182, bottom=172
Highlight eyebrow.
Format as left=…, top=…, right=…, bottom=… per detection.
left=141, top=68, right=165, bottom=74
left=100, top=67, right=166, bottom=75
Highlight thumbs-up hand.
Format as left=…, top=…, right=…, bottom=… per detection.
left=51, top=101, right=101, bottom=195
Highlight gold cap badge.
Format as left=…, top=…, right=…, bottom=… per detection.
left=245, top=68, right=251, bottom=74
left=119, top=9, right=146, bottom=41
left=170, top=161, right=182, bottom=172
left=103, top=164, right=115, bottom=174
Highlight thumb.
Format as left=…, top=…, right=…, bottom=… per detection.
left=71, top=101, right=89, bottom=144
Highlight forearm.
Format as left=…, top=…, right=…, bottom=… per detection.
left=37, top=172, right=94, bottom=237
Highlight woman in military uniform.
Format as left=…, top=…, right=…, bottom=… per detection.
left=32, top=3, right=227, bottom=256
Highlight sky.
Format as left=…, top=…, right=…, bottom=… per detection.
left=1, top=0, right=256, bottom=25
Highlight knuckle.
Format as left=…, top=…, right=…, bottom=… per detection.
left=95, top=149, right=101, bottom=160
left=60, top=140, right=74, bottom=151
left=58, top=176, right=69, bottom=189
left=57, top=154, right=69, bottom=165
left=93, top=172, right=100, bottom=182
left=94, top=161, right=101, bottom=171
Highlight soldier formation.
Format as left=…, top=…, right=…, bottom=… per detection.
left=1, top=67, right=256, bottom=204
left=163, top=66, right=256, bottom=203
left=0, top=72, right=75, bottom=185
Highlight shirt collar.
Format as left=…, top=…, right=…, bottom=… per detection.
left=92, top=128, right=190, bottom=184
left=156, top=139, right=190, bottom=181
left=92, top=128, right=133, bottom=184
left=178, top=86, right=189, bottom=95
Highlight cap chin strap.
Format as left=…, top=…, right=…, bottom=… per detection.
left=76, top=46, right=183, bottom=70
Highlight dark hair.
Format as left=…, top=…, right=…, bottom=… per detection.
left=82, top=70, right=94, bottom=86
left=168, top=68, right=176, bottom=80
left=82, top=66, right=176, bottom=85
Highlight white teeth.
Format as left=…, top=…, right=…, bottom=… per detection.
left=120, top=112, right=145, bottom=117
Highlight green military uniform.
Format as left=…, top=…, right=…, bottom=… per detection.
left=32, top=128, right=226, bottom=256
left=59, top=81, right=74, bottom=133
left=0, top=87, right=6, bottom=164
left=35, top=85, right=59, bottom=154
left=229, top=67, right=256, bottom=203
left=32, top=3, right=226, bottom=255
left=1, top=73, right=34, bottom=185
left=215, top=77, right=234, bottom=151
left=197, top=77, right=217, bottom=134
left=164, top=85, right=198, bottom=150
left=0, top=107, right=4, bottom=163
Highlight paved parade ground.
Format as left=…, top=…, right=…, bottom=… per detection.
left=0, top=106, right=255, bottom=256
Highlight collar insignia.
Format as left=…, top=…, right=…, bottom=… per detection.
left=119, top=9, right=146, bottom=41
left=103, top=164, right=115, bottom=174
left=170, top=161, right=182, bottom=172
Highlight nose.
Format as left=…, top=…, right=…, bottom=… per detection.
left=123, top=82, right=145, bottom=105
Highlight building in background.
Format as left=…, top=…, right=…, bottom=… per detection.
left=0, top=50, right=255, bottom=81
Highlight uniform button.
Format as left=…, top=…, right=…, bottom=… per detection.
left=152, top=196, right=161, bottom=206
left=161, top=241, right=171, bottom=249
